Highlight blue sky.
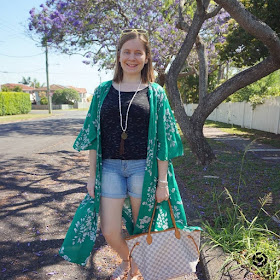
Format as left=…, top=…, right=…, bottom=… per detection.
left=0, top=0, right=112, bottom=93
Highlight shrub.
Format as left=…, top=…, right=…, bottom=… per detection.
left=228, top=70, right=280, bottom=104
left=40, top=96, right=48, bottom=105
left=0, top=92, right=31, bottom=116
left=52, top=88, right=80, bottom=105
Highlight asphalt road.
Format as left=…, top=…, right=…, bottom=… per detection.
left=0, top=110, right=87, bottom=161
left=0, top=110, right=206, bottom=280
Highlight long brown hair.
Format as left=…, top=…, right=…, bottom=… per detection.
left=113, top=32, right=155, bottom=84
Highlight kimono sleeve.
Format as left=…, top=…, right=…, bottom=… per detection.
left=73, top=90, right=99, bottom=151
left=156, top=88, right=183, bottom=161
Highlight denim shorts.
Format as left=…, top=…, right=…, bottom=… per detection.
left=101, top=159, right=146, bottom=199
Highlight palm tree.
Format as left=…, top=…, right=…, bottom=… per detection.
left=30, top=78, right=45, bottom=88
left=19, top=76, right=31, bottom=85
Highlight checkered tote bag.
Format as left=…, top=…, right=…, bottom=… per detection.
left=126, top=200, right=201, bottom=280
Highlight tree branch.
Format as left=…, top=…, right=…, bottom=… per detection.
left=196, top=35, right=208, bottom=102
left=195, top=56, right=279, bottom=120
left=178, top=68, right=197, bottom=78
left=215, top=0, right=280, bottom=63
left=110, top=0, right=129, bottom=26
left=177, top=0, right=190, bottom=32
left=206, top=5, right=222, bottom=19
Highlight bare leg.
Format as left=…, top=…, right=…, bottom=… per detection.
left=128, top=196, right=142, bottom=279
left=130, top=196, right=142, bottom=226
left=100, top=197, right=130, bottom=279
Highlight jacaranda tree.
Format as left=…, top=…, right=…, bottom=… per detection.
left=28, top=0, right=228, bottom=86
left=166, top=0, right=280, bottom=164
left=28, top=0, right=280, bottom=165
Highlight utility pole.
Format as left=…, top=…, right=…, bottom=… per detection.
left=45, top=43, right=52, bottom=114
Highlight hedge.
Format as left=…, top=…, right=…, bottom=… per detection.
left=0, top=92, right=31, bottom=116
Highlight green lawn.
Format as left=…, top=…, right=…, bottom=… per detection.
left=173, top=129, right=280, bottom=279
left=0, top=113, right=55, bottom=123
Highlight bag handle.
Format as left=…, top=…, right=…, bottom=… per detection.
left=146, top=199, right=180, bottom=244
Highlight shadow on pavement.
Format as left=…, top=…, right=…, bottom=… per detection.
left=0, top=118, right=84, bottom=137
left=0, top=150, right=116, bottom=280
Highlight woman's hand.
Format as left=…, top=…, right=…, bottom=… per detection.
left=87, top=176, right=95, bottom=198
left=156, top=185, right=169, bottom=203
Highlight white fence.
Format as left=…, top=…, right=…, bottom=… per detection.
left=184, top=96, right=280, bottom=134
left=32, top=104, right=74, bottom=110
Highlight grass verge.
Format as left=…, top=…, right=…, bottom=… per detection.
left=173, top=130, right=280, bottom=279
left=0, top=113, right=56, bottom=123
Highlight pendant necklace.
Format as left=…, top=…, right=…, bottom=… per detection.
left=118, top=80, right=142, bottom=155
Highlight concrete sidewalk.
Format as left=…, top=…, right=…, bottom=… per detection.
left=204, top=127, right=280, bottom=164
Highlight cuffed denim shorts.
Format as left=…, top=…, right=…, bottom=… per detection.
left=101, top=159, right=146, bottom=199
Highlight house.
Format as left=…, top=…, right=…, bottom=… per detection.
left=1, top=83, right=36, bottom=103
left=34, top=84, right=88, bottom=103
left=1, top=83, right=88, bottom=104
left=68, top=86, right=88, bottom=102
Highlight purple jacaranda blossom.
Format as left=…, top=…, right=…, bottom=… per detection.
left=28, top=0, right=230, bottom=75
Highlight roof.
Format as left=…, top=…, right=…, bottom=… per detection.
left=36, top=84, right=66, bottom=91
left=2, top=83, right=87, bottom=95
left=68, top=86, right=87, bottom=94
left=1, top=83, right=34, bottom=91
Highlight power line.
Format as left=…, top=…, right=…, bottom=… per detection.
left=0, top=52, right=44, bottom=58
left=0, top=68, right=45, bottom=74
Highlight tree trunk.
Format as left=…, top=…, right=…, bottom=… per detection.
left=166, top=2, right=215, bottom=165
left=196, top=35, right=208, bottom=101
left=166, top=0, right=280, bottom=165
left=177, top=110, right=216, bottom=165
left=156, top=73, right=166, bottom=86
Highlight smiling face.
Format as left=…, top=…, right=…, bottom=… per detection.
left=119, top=38, right=148, bottom=80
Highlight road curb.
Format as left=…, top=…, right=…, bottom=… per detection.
left=200, top=241, right=248, bottom=280
left=176, top=174, right=249, bottom=280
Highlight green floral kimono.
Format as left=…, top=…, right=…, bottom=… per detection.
left=59, top=80, right=201, bottom=265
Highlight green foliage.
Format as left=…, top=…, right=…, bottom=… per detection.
left=40, top=96, right=48, bottom=105
left=0, top=92, right=31, bottom=116
left=12, top=86, right=23, bottom=92
left=19, top=76, right=31, bottom=85
left=178, top=74, right=199, bottom=103
left=178, top=70, right=219, bottom=103
left=19, top=76, right=44, bottom=88
left=203, top=143, right=280, bottom=280
left=1, top=86, right=9, bottom=92
left=218, top=0, right=280, bottom=67
left=52, top=88, right=80, bottom=105
left=227, top=70, right=280, bottom=108
left=204, top=189, right=280, bottom=279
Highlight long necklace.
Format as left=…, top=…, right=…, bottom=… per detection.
left=118, top=80, right=142, bottom=155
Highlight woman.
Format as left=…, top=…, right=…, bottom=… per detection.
left=59, top=29, right=199, bottom=280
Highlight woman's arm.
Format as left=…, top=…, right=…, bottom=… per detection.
left=156, top=159, right=169, bottom=203
left=87, top=149, right=97, bottom=198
